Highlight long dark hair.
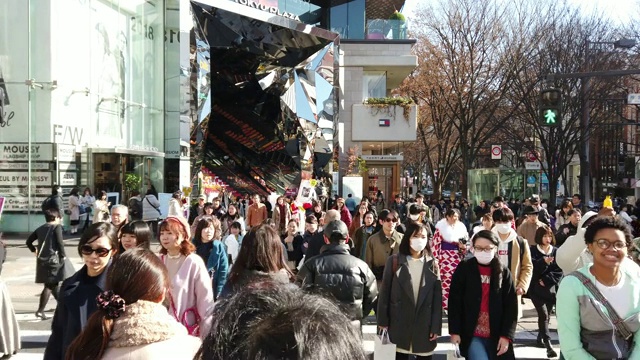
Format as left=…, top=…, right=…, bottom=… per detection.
left=66, top=248, right=170, bottom=360
left=471, top=230, right=503, bottom=290
left=227, top=224, right=293, bottom=286
left=398, top=222, right=432, bottom=257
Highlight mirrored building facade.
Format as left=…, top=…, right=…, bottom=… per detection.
left=189, top=0, right=338, bottom=196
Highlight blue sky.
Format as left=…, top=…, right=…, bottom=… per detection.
left=402, top=0, right=637, bottom=26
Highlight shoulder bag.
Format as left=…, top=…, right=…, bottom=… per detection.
left=568, top=271, right=634, bottom=352
left=37, top=227, right=62, bottom=270
left=146, top=196, right=162, bottom=216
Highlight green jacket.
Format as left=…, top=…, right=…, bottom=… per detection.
left=557, top=264, right=640, bottom=359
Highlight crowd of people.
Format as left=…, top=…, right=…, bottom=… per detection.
left=1, top=185, right=640, bottom=360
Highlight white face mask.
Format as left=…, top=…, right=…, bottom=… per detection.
left=409, top=214, right=420, bottom=221
left=474, top=250, right=495, bottom=265
left=410, top=237, right=428, bottom=253
left=495, top=223, right=511, bottom=234
left=541, top=204, right=548, bottom=209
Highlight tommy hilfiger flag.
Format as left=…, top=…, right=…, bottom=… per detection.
left=379, top=119, right=390, bottom=127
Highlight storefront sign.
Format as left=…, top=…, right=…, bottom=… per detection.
left=58, top=162, right=77, bottom=171
left=0, top=162, right=50, bottom=170
left=60, top=172, right=77, bottom=186
left=57, top=144, right=77, bottom=162
left=1, top=195, right=49, bottom=211
left=0, top=144, right=54, bottom=161
left=0, top=171, right=52, bottom=186
left=361, top=155, right=403, bottom=161
left=234, top=0, right=302, bottom=21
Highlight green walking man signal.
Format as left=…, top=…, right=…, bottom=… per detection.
left=543, top=109, right=558, bottom=124
left=539, top=88, right=562, bottom=127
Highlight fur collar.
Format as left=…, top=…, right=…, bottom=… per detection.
left=109, top=300, right=188, bottom=348
left=435, top=219, right=468, bottom=242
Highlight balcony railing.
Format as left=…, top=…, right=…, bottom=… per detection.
left=366, top=19, right=408, bottom=40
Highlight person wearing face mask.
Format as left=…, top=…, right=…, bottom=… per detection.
left=377, top=223, right=442, bottom=359
left=491, top=208, right=533, bottom=319
left=431, top=208, right=469, bottom=311
left=398, top=204, right=433, bottom=237
left=352, top=211, right=378, bottom=260
left=527, top=226, right=561, bottom=358
left=448, top=230, right=518, bottom=360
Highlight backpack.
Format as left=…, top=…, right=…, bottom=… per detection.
left=41, top=196, right=54, bottom=212
left=128, top=198, right=143, bottom=219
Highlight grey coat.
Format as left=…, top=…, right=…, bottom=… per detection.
left=377, top=254, right=443, bottom=354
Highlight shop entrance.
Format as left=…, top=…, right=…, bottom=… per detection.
left=93, top=153, right=155, bottom=204
left=366, top=164, right=399, bottom=210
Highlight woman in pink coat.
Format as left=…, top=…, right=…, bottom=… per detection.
left=159, top=216, right=213, bottom=338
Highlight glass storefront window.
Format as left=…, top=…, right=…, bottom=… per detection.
left=0, top=0, right=165, bottom=232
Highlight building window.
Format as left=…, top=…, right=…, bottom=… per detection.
left=363, top=71, right=387, bottom=100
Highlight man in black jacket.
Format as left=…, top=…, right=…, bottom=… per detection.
left=296, top=220, right=378, bottom=324
left=304, top=209, right=341, bottom=260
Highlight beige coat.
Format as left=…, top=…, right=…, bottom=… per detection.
left=101, top=300, right=201, bottom=360
left=516, top=220, right=546, bottom=246
left=365, top=230, right=402, bottom=270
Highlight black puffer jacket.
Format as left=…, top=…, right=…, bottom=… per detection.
left=296, top=244, right=378, bottom=320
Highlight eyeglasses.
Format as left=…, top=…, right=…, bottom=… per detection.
left=80, top=245, right=112, bottom=257
left=473, top=246, right=496, bottom=253
left=594, top=239, right=627, bottom=251
left=384, top=217, right=398, bottom=223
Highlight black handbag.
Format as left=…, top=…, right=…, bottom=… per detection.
left=37, top=227, right=62, bottom=270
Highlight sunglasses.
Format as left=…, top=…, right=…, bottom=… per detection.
left=80, top=245, right=112, bottom=257
left=384, top=217, right=398, bottom=222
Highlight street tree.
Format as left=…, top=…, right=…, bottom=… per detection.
left=408, top=0, right=539, bottom=198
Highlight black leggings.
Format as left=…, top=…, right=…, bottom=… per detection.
left=37, top=282, right=59, bottom=313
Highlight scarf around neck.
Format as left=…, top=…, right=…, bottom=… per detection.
left=109, top=300, right=188, bottom=348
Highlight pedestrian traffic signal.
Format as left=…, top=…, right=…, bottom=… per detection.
left=539, top=88, right=562, bottom=127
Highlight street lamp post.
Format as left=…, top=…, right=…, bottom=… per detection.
left=578, top=38, right=636, bottom=207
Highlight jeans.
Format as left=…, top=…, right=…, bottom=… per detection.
left=467, top=337, right=491, bottom=360
left=531, top=296, right=554, bottom=340
left=395, top=353, right=432, bottom=360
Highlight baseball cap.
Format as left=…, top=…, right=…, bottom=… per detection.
left=323, top=220, right=349, bottom=241
left=198, top=194, right=206, bottom=200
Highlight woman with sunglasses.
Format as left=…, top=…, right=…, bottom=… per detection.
left=44, top=222, right=118, bottom=360
left=66, top=248, right=201, bottom=360
left=448, top=230, right=517, bottom=360
left=557, top=216, right=640, bottom=359
left=159, top=216, right=213, bottom=338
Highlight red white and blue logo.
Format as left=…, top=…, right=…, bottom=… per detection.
left=378, top=119, right=390, bottom=127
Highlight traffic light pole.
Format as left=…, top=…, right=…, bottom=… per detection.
left=546, top=68, right=640, bottom=207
